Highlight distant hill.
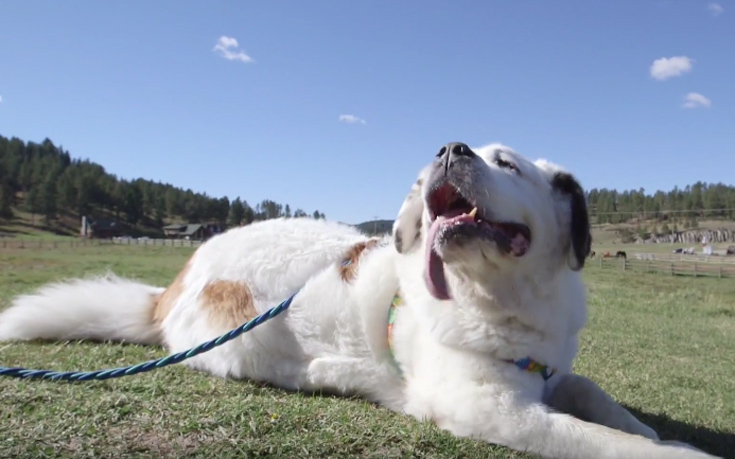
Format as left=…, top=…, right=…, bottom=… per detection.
left=4, top=134, right=735, bottom=242
left=355, top=219, right=394, bottom=236
left=0, top=134, right=326, bottom=238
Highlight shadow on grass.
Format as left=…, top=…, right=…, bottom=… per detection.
left=625, top=404, right=735, bottom=458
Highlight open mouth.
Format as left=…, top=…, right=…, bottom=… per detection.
left=423, top=182, right=532, bottom=300
left=427, top=183, right=532, bottom=254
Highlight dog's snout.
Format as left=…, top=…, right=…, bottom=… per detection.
left=437, top=142, right=476, bottom=173
left=437, top=142, right=475, bottom=160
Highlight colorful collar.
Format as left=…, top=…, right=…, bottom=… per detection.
left=502, top=357, right=557, bottom=381
left=387, top=292, right=556, bottom=381
left=387, top=293, right=402, bottom=361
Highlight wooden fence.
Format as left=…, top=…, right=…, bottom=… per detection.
left=631, top=252, right=735, bottom=264
left=0, top=237, right=202, bottom=249
left=594, top=255, right=735, bottom=279
left=111, top=237, right=203, bottom=248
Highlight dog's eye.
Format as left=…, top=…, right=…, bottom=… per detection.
left=495, top=158, right=518, bottom=172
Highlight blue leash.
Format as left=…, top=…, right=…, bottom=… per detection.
left=0, top=291, right=298, bottom=382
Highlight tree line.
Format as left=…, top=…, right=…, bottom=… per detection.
left=0, top=135, right=325, bottom=229
left=587, top=184, right=735, bottom=227
left=3, top=134, right=734, bottom=234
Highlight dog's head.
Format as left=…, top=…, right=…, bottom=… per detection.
left=392, top=142, right=591, bottom=301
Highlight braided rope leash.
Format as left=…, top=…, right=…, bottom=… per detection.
left=0, top=291, right=298, bottom=382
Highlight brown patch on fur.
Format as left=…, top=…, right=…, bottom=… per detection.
left=340, top=238, right=381, bottom=282
left=152, top=260, right=192, bottom=327
left=200, top=280, right=257, bottom=330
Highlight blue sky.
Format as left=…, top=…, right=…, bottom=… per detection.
left=1, top=1, right=733, bottom=224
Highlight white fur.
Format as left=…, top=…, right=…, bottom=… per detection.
left=0, top=143, right=717, bottom=459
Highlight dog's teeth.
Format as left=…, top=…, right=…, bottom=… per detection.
left=468, top=207, right=478, bottom=218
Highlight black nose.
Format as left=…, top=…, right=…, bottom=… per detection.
left=437, top=142, right=475, bottom=159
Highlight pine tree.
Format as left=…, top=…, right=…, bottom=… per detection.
left=39, top=171, right=59, bottom=225
left=154, top=194, right=166, bottom=228
left=25, top=186, right=41, bottom=225
left=243, top=201, right=255, bottom=224
left=228, top=197, right=245, bottom=227
left=122, top=183, right=144, bottom=224
left=75, top=173, right=94, bottom=216
left=0, top=178, right=14, bottom=220
left=56, top=169, right=77, bottom=212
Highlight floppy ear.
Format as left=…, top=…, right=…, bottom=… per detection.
left=392, top=177, right=426, bottom=253
left=550, top=172, right=591, bottom=271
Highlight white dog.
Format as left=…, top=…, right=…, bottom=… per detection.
left=0, top=143, right=717, bottom=459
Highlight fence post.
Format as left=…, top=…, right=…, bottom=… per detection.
left=622, top=259, right=626, bottom=271
left=694, top=263, right=697, bottom=278
left=599, top=257, right=602, bottom=268
left=670, top=262, right=673, bottom=276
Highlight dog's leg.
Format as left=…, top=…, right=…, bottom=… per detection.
left=305, top=356, right=405, bottom=409
left=545, top=373, right=659, bottom=440
left=407, top=382, right=718, bottom=459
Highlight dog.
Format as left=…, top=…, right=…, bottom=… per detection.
left=0, top=142, right=716, bottom=458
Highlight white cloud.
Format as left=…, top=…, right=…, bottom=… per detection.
left=682, top=92, right=712, bottom=109
left=650, top=56, right=694, bottom=81
left=708, top=3, right=724, bottom=16
left=339, top=114, right=366, bottom=125
left=213, top=36, right=254, bottom=63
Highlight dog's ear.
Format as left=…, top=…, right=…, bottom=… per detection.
left=392, top=177, right=425, bottom=254
left=551, top=172, right=591, bottom=271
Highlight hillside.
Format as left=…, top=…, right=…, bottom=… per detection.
left=355, top=219, right=394, bottom=236
left=0, top=135, right=326, bottom=239
left=3, top=134, right=735, bottom=242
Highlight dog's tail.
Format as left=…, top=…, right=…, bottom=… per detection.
left=0, top=273, right=166, bottom=345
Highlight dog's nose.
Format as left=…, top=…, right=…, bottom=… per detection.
left=437, top=142, right=475, bottom=172
left=437, top=142, right=475, bottom=159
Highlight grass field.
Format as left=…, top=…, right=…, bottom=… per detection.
left=1, top=245, right=734, bottom=458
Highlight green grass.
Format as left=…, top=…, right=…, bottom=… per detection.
left=0, top=246, right=733, bottom=458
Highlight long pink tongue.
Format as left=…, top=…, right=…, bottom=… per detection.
left=424, top=217, right=451, bottom=300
